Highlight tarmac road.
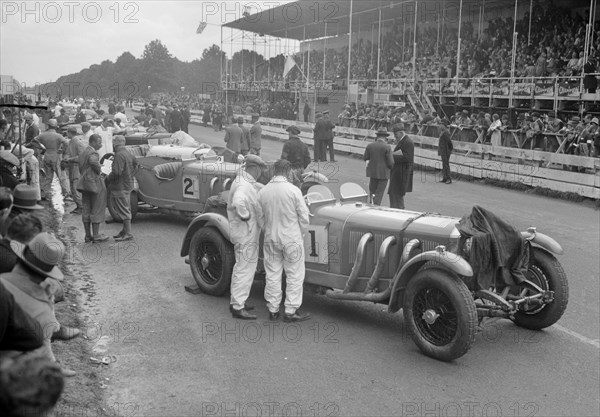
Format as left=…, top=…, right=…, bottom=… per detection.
left=61, top=121, right=600, bottom=417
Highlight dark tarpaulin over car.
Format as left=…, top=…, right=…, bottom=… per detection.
left=457, top=205, right=529, bottom=289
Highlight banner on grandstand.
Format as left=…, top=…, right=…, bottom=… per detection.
left=384, top=101, right=406, bottom=107
left=557, top=80, right=580, bottom=97
left=283, top=56, right=297, bottom=78
left=534, top=79, right=554, bottom=97
left=513, top=83, right=534, bottom=96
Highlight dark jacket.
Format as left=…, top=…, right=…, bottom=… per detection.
left=364, top=139, right=394, bottom=179
left=281, top=137, right=311, bottom=169
left=388, top=134, right=414, bottom=196
left=0, top=281, right=44, bottom=351
left=313, top=119, right=335, bottom=141
left=438, top=129, right=454, bottom=157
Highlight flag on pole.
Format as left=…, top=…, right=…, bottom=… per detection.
left=283, top=55, right=297, bottom=78
left=196, top=21, right=208, bottom=34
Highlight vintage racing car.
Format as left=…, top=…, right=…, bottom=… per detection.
left=105, top=143, right=328, bottom=221
left=180, top=183, right=568, bottom=361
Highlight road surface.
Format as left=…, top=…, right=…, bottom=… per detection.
left=58, top=121, right=600, bottom=417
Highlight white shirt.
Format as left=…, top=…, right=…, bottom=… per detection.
left=114, top=112, right=128, bottom=124
left=93, top=125, right=115, bottom=159
left=30, top=112, right=40, bottom=126
left=53, top=105, right=63, bottom=117
left=258, top=175, right=309, bottom=244
left=227, top=173, right=263, bottom=245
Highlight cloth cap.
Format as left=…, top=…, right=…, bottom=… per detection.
left=391, top=123, right=405, bottom=132
left=237, top=116, right=244, bottom=123
left=81, top=122, right=91, bottom=129
left=322, top=110, right=330, bottom=114
left=286, top=125, right=301, bottom=135
left=47, top=119, right=58, bottom=127
left=315, top=112, right=323, bottom=118
left=67, top=126, right=78, bottom=134
left=243, top=154, right=265, bottom=168
left=12, top=184, right=44, bottom=210
left=24, top=114, right=33, bottom=120
left=112, top=135, right=126, bottom=146
left=592, top=117, right=599, bottom=125
left=251, top=113, right=260, bottom=119
left=10, top=233, right=65, bottom=281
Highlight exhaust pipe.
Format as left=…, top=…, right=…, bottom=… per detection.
left=364, top=236, right=397, bottom=293
left=343, top=233, right=373, bottom=293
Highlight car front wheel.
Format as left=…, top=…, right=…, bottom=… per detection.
left=404, top=268, right=477, bottom=361
left=189, top=227, right=234, bottom=296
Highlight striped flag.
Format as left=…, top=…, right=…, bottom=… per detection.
left=196, top=21, right=208, bottom=34
left=283, top=56, right=297, bottom=78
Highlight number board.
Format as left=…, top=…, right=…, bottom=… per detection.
left=303, top=225, right=328, bottom=264
left=182, top=175, right=199, bottom=199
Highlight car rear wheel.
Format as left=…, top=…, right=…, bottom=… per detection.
left=512, top=248, right=568, bottom=330
left=404, top=269, right=477, bottom=361
left=189, top=227, right=234, bottom=296
left=106, top=185, right=138, bottom=223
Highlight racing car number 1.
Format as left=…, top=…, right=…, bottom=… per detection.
left=304, top=225, right=328, bottom=264
left=182, top=175, right=199, bottom=199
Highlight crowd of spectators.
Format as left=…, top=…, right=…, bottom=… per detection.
left=224, top=2, right=599, bottom=92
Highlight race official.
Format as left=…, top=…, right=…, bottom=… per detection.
left=249, top=113, right=262, bottom=155
left=363, top=128, right=394, bottom=205
left=258, top=159, right=311, bottom=322
left=388, top=124, right=414, bottom=209
left=227, top=155, right=265, bottom=320
left=281, top=125, right=311, bottom=187
left=224, top=117, right=245, bottom=154
left=107, top=135, right=137, bottom=242
left=37, top=119, right=70, bottom=201
left=64, top=126, right=86, bottom=214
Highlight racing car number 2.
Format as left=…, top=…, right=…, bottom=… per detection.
left=182, top=175, right=199, bottom=199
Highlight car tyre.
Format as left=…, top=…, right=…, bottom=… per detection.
left=189, top=227, right=234, bottom=296
left=512, top=248, right=568, bottom=330
left=404, top=268, right=477, bottom=361
left=106, top=184, right=138, bottom=223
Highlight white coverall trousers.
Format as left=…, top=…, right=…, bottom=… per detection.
left=230, top=224, right=261, bottom=310
left=264, top=241, right=305, bottom=315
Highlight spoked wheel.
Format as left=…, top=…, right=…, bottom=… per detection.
left=512, top=248, right=568, bottom=330
left=404, top=269, right=477, bottom=361
left=189, top=227, right=234, bottom=296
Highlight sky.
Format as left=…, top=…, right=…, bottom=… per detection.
left=0, top=0, right=296, bottom=87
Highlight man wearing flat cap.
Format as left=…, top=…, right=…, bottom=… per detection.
left=282, top=125, right=311, bottom=187
left=107, top=135, right=138, bottom=242
left=224, top=117, right=245, bottom=155
left=227, top=154, right=265, bottom=320
left=363, top=128, right=394, bottom=205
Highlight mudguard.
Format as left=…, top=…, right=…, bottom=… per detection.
left=180, top=213, right=230, bottom=257
left=521, top=231, right=563, bottom=255
left=387, top=249, right=473, bottom=313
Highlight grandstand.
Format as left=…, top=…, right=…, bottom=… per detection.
left=220, top=0, right=599, bottom=123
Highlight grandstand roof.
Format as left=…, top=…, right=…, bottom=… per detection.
left=223, top=0, right=591, bottom=41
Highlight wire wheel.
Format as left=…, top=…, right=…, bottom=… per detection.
left=189, top=227, right=234, bottom=296
left=413, top=288, right=459, bottom=346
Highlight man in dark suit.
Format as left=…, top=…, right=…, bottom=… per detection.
left=363, top=128, right=394, bottom=205
left=281, top=125, right=311, bottom=187
left=438, top=119, right=454, bottom=184
left=224, top=117, right=245, bottom=154
left=388, top=124, right=414, bottom=209
left=322, top=111, right=336, bottom=162
left=303, top=101, right=311, bottom=122
left=313, top=112, right=335, bottom=162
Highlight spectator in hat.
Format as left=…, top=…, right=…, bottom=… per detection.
left=313, top=112, right=335, bottom=162
left=388, top=124, right=414, bottom=209
left=13, top=145, right=41, bottom=201
left=63, top=126, right=85, bottom=214
left=169, top=105, right=183, bottom=133
left=56, top=108, right=69, bottom=126
left=8, top=184, right=44, bottom=219
left=107, top=135, right=137, bottom=242
left=281, top=125, right=311, bottom=187
left=0, top=232, right=76, bottom=376
left=363, top=128, right=394, bottom=206
left=249, top=114, right=262, bottom=156
left=23, top=114, right=40, bottom=145
left=0, top=151, right=20, bottom=189
left=37, top=120, right=70, bottom=201
left=227, top=154, right=266, bottom=320
left=78, top=133, right=108, bottom=243
left=437, top=120, right=454, bottom=184
left=321, top=111, right=336, bottom=162
left=224, top=116, right=245, bottom=154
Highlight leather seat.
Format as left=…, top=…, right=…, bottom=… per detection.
left=153, top=162, right=182, bottom=181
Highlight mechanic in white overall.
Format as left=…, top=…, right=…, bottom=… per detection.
left=258, top=159, right=311, bottom=322
left=227, top=155, right=265, bottom=320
